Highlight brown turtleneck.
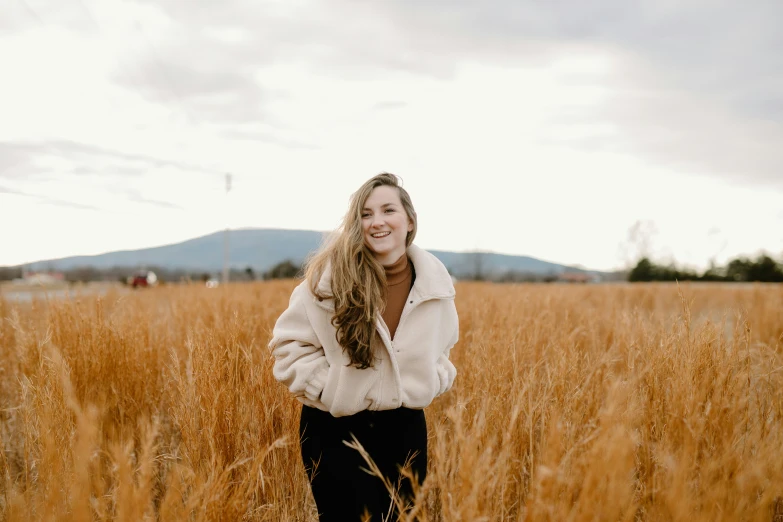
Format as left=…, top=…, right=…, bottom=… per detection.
left=381, top=253, right=414, bottom=340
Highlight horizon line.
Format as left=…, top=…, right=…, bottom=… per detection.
left=2, top=226, right=617, bottom=272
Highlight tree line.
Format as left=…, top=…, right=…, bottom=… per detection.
left=3, top=254, right=782, bottom=285
left=628, top=253, right=783, bottom=282
left=0, top=261, right=303, bottom=284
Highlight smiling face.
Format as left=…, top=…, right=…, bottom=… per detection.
left=361, top=185, right=414, bottom=265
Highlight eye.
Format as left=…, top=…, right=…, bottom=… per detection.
left=385, top=208, right=395, bottom=213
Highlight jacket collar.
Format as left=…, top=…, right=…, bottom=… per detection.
left=314, top=244, right=455, bottom=311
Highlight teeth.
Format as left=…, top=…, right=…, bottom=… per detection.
left=372, top=232, right=390, bottom=238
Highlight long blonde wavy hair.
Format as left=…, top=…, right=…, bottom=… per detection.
left=305, top=173, right=417, bottom=369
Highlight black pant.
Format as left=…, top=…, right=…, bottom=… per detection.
left=299, top=404, right=428, bottom=521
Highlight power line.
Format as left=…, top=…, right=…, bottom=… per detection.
left=16, top=0, right=45, bottom=26
left=74, top=0, right=226, bottom=181
left=70, top=0, right=227, bottom=179
left=19, top=0, right=232, bottom=225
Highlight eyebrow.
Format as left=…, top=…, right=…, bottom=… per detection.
left=362, top=203, right=397, bottom=211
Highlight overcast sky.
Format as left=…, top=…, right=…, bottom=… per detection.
left=1, top=0, right=782, bottom=271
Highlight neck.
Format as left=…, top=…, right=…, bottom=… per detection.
left=384, top=252, right=410, bottom=286
left=375, top=248, right=406, bottom=267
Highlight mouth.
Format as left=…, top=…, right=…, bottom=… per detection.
left=371, top=231, right=391, bottom=239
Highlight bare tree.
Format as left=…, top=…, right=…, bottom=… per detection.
left=617, top=219, right=658, bottom=269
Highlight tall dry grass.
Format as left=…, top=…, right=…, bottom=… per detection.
left=0, top=281, right=781, bottom=521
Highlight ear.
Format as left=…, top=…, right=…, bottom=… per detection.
left=407, top=221, right=414, bottom=232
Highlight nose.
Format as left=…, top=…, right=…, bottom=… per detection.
left=370, top=214, right=385, bottom=229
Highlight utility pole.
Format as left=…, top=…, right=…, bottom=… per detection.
left=223, top=173, right=231, bottom=284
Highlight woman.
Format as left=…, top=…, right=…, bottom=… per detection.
left=268, top=173, right=459, bottom=520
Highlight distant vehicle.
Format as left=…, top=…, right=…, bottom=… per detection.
left=129, top=271, right=158, bottom=288
left=205, top=278, right=219, bottom=288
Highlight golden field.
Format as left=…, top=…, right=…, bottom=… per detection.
left=0, top=281, right=782, bottom=521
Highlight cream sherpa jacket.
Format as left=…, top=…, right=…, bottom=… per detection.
left=268, top=244, right=459, bottom=417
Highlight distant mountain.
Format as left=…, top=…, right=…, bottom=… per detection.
left=25, top=229, right=326, bottom=272
left=21, top=228, right=607, bottom=278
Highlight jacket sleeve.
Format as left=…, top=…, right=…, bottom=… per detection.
left=435, top=300, right=459, bottom=396
left=268, top=283, right=330, bottom=401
